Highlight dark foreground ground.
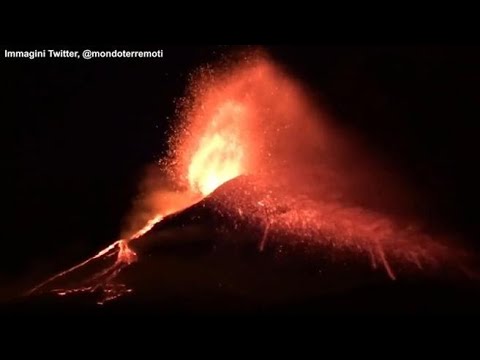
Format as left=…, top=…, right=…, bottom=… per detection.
left=4, top=230, right=480, bottom=316
left=5, top=278, right=480, bottom=316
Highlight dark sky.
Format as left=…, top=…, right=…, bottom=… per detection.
left=6, top=45, right=480, bottom=288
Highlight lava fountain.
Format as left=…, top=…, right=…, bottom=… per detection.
left=27, top=52, right=471, bottom=304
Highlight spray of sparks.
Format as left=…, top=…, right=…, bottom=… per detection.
left=28, top=52, right=466, bottom=304
left=186, top=101, right=246, bottom=195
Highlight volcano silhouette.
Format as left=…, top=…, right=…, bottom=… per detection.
left=10, top=175, right=480, bottom=315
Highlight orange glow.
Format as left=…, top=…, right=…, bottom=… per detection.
left=118, top=239, right=137, bottom=264
left=187, top=101, right=247, bottom=196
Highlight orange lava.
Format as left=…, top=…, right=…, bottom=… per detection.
left=130, top=214, right=164, bottom=240
left=169, top=53, right=332, bottom=196
left=186, top=101, right=247, bottom=196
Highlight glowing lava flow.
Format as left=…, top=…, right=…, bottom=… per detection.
left=26, top=217, right=162, bottom=304
left=130, top=214, right=164, bottom=240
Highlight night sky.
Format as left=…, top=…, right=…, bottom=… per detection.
left=6, top=45, right=480, bottom=296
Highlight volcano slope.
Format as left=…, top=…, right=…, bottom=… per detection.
left=8, top=175, right=480, bottom=315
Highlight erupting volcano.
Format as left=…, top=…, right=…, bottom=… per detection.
left=27, top=52, right=475, bottom=308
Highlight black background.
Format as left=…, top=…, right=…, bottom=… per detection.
left=5, top=45, right=480, bottom=297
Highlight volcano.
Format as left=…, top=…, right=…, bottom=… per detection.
left=10, top=175, right=480, bottom=315
left=7, top=51, right=480, bottom=315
